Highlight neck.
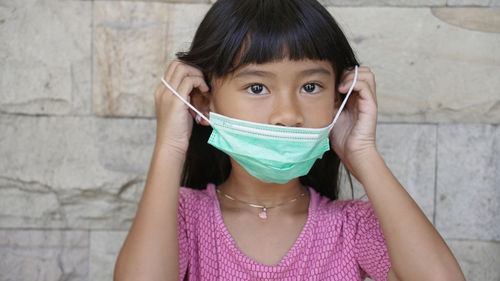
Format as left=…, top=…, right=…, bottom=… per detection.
left=218, top=159, right=308, bottom=207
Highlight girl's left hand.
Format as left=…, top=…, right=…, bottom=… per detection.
left=329, top=66, right=378, bottom=170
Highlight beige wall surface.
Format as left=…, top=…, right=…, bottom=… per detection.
left=0, top=0, right=498, bottom=280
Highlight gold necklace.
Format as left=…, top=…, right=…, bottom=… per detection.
left=216, top=187, right=307, bottom=220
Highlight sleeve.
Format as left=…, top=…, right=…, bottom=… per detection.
left=178, top=187, right=190, bottom=281
left=353, top=200, right=392, bottom=281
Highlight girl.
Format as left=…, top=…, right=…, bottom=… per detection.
left=114, top=0, right=465, bottom=280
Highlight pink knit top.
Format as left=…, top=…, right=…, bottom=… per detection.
left=177, top=183, right=392, bottom=280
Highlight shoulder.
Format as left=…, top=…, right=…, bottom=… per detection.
left=315, top=195, right=374, bottom=221
left=179, top=186, right=207, bottom=200
left=313, top=195, right=378, bottom=233
left=178, top=185, right=215, bottom=212
left=339, top=199, right=376, bottom=219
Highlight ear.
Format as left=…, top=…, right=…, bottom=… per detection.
left=190, top=88, right=212, bottom=126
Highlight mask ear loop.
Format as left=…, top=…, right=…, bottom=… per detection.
left=160, top=77, right=212, bottom=125
left=329, top=65, right=359, bottom=131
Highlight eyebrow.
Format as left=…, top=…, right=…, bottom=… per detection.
left=233, top=67, right=332, bottom=79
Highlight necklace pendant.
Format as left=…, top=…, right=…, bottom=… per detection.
left=258, top=207, right=267, bottom=219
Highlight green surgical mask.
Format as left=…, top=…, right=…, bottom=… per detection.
left=161, top=65, right=358, bottom=184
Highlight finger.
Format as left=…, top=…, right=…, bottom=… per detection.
left=169, top=63, right=205, bottom=90
left=338, top=74, right=376, bottom=105
left=339, top=70, right=376, bottom=96
left=164, top=59, right=181, bottom=83
left=176, top=76, right=211, bottom=119
left=156, top=60, right=183, bottom=98
left=176, top=75, right=210, bottom=102
left=340, top=79, right=377, bottom=108
left=159, top=70, right=208, bottom=104
left=338, top=65, right=369, bottom=81
left=162, top=60, right=208, bottom=93
left=339, top=66, right=374, bottom=84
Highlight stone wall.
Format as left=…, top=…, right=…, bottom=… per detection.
left=0, top=0, right=498, bottom=280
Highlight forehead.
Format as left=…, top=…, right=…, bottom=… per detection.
left=232, top=58, right=334, bottom=78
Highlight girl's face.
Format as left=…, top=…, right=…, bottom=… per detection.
left=209, top=58, right=338, bottom=128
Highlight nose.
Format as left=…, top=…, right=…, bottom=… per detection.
left=268, top=92, right=304, bottom=127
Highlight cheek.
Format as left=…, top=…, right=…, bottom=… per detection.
left=211, top=87, right=269, bottom=121
left=301, top=93, right=336, bottom=127
left=210, top=84, right=235, bottom=113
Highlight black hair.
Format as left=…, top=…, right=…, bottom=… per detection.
left=176, top=0, right=358, bottom=200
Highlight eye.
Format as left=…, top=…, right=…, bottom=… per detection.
left=246, top=84, right=269, bottom=95
left=301, top=82, right=321, bottom=94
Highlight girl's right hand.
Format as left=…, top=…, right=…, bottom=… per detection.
left=154, top=59, right=210, bottom=155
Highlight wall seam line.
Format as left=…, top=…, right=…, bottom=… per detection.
left=432, top=124, right=439, bottom=226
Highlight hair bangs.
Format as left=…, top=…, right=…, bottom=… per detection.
left=214, top=0, right=339, bottom=78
